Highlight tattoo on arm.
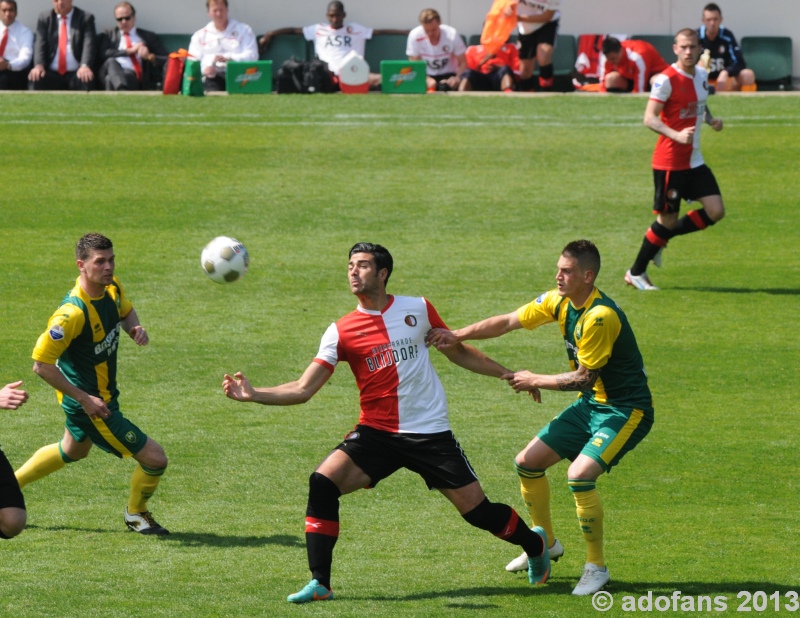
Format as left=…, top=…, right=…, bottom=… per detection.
left=555, top=369, right=599, bottom=391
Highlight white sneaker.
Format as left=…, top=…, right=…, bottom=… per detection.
left=125, top=507, right=170, bottom=535
left=624, top=270, right=659, bottom=291
left=651, top=247, right=665, bottom=268
left=571, top=562, right=610, bottom=596
left=505, top=538, right=564, bottom=572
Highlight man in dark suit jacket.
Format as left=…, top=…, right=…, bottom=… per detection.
left=97, top=2, right=167, bottom=91
left=28, top=0, right=96, bottom=90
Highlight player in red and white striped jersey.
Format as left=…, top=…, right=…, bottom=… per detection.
left=625, top=28, right=725, bottom=291
left=223, top=242, right=550, bottom=603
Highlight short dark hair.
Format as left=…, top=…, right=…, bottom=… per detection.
left=0, top=0, right=18, bottom=11
left=703, top=3, right=722, bottom=14
left=327, top=1, right=344, bottom=12
left=76, top=233, right=113, bottom=261
left=349, top=242, right=393, bottom=287
left=602, top=36, right=622, bottom=55
left=562, top=240, right=600, bottom=277
left=206, top=0, right=228, bottom=8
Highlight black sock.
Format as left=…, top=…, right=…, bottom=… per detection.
left=305, top=472, right=341, bottom=589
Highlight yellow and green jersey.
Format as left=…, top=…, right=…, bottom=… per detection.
left=32, top=276, right=133, bottom=413
left=517, top=287, right=652, bottom=410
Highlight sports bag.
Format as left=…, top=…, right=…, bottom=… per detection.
left=277, top=56, right=305, bottom=93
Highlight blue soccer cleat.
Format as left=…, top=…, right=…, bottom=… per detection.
left=528, top=526, right=551, bottom=585
left=286, top=579, right=334, bottom=603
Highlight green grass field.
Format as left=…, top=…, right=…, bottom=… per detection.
left=0, top=91, right=798, bottom=617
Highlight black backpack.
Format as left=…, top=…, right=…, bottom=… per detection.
left=302, top=58, right=335, bottom=94
left=277, top=57, right=305, bottom=93
left=277, top=57, right=335, bottom=94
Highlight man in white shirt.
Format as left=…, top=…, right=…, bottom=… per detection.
left=188, top=0, right=258, bottom=92
left=406, top=8, right=466, bottom=92
left=97, top=2, right=167, bottom=91
left=260, top=2, right=406, bottom=91
left=0, top=0, right=32, bottom=90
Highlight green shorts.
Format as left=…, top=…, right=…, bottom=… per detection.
left=64, top=400, right=148, bottom=459
left=537, top=396, right=654, bottom=472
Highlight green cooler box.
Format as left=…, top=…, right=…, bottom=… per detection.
left=226, top=61, right=273, bottom=94
left=380, top=60, right=427, bottom=94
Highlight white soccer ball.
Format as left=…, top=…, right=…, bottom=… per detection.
left=200, top=236, right=249, bottom=284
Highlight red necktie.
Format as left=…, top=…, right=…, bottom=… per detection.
left=58, top=16, right=67, bottom=75
left=0, top=28, right=8, bottom=58
left=124, top=33, right=142, bottom=81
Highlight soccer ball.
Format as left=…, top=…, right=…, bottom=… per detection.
left=200, top=236, right=249, bottom=283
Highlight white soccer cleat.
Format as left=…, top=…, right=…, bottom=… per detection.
left=505, top=538, right=564, bottom=572
left=572, top=562, right=610, bottom=596
left=624, top=270, right=659, bottom=291
left=125, top=507, right=170, bottom=535
left=651, top=247, right=665, bottom=268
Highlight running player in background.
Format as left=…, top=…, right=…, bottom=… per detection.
left=625, top=28, right=725, bottom=291
left=427, top=240, right=654, bottom=596
left=15, top=233, right=169, bottom=535
left=223, top=242, right=549, bottom=604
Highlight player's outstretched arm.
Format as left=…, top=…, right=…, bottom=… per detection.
left=223, top=362, right=332, bottom=406
left=502, top=364, right=598, bottom=396
left=437, top=341, right=511, bottom=379
left=0, top=381, right=28, bottom=410
left=426, top=311, right=522, bottom=350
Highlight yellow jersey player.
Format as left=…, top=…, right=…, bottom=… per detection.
left=15, top=233, right=169, bottom=534
left=426, top=239, right=654, bottom=596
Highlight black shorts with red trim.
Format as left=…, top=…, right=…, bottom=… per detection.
left=334, top=424, right=479, bottom=490
left=0, top=449, right=25, bottom=510
left=518, top=20, right=560, bottom=59
left=652, top=164, right=721, bottom=214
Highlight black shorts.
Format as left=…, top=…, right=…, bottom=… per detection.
left=334, top=424, right=479, bottom=490
left=462, top=66, right=514, bottom=91
left=0, top=449, right=25, bottom=510
left=518, top=20, right=560, bottom=59
left=653, top=165, right=721, bottom=214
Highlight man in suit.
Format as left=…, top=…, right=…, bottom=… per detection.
left=97, top=2, right=167, bottom=91
left=28, top=0, right=96, bottom=91
left=0, top=0, right=33, bottom=90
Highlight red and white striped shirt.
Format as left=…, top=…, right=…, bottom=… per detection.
left=314, top=295, right=450, bottom=434
left=650, top=64, right=711, bottom=170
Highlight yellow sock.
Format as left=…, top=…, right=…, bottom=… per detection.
left=741, top=83, right=757, bottom=92
left=15, top=442, right=69, bottom=489
left=569, top=479, right=604, bottom=567
left=128, top=464, right=165, bottom=513
left=515, top=463, right=554, bottom=545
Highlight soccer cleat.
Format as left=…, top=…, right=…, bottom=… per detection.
left=651, top=247, right=665, bottom=268
left=624, top=270, right=659, bottom=291
left=124, top=507, right=170, bottom=535
left=572, top=562, right=610, bottom=596
left=527, top=526, right=551, bottom=585
left=286, top=579, right=334, bottom=603
left=505, top=538, right=564, bottom=572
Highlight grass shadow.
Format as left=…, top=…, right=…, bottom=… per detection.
left=160, top=532, right=303, bottom=548
left=25, top=524, right=303, bottom=549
